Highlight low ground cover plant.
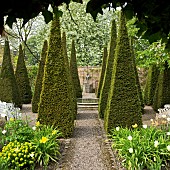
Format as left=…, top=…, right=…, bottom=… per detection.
left=109, top=121, right=170, bottom=170
left=0, top=118, right=62, bottom=170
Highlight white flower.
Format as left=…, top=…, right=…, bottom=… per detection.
left=2, top=130, right=7, bottom=134
left=143, top=124, right=147, bottom=129
left=150, top=119, right=153, bottom=122
left=128, top=135, right=132, bottom=141
left=30, top=153, right=34, bottom=157
left=167, top=145, right=170, bottom=151
left=154, top=140, right=159, bottom=147
left=116, top=127, right=120, bottom=131
left=1, top=113, right=7, bottom=118
left=167, top=132, right=170, bottom=136
left=32, top=126, right=36, bottom=130
left=167, top=118, right=170, bottom=122
left=128, top=148, right=133, bottom=153
left=162, top=114, right=166, bottom=118
left=3, top=109, right=7, bottom=113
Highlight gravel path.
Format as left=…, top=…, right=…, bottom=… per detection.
left=60, top=109, right=113, bottom=170
left=19, top=93, right=156, bottom=170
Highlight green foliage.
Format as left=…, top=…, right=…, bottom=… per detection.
left=60, top=2, right=113, bottom=66
left=109, top=125, right=170, bottom=170
left=104, top=11, right=142, bottom=133
left=70, top=39, right=82, bottom=98
left=38, top=14, right=75, bottom=138
left=144, top=64, right=160, bottom=106
left=0, top=140, right=35, bottom=169
left=32, top=40, right=48, bottom=113
left=15, top=44, right=32, bottom=104
left=0, top=40, right=22, bottom=108
left=96, top=46, right=107, bottom=98
left=31, top=123, right=62, bottom=167
left=98, top=19, right=117, bottom=119
left=0, top=118, right=62, bottom=169
left=62, top=32, right=77, bottom=119
left=153, top=62, right=170, bottom=111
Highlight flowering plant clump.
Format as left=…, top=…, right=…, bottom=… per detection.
left=31, top=122, right=62, bottom=168
left=0, top=140, right=35, bottom=169
left=0, top=118, right=62, bottom=169
left=109, top=124, right=170, bottom=170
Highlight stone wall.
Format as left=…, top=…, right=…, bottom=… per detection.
left=78, top=66, right=147, bottom=93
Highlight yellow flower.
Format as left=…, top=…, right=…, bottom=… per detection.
left=132, top=123, right=138, bottom=128
left=40, top=137, right=48, bottom=143
left=35, top=121, right=40, bottom=127
left=10, top=118, right=14, bottom=121
left=52, top=130, right=57, bottom=135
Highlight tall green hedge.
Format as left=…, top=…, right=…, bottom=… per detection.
left=32, top=40, right=48, bottom=113
left=0, top=40, right=22, bottom=108
left=15, top=44, right=32, bottom=104
left=104, top=11, right=142, bottom=133
left=153, top=61, right=170, bottom=111
left=98, top=19, right=117, bottom=119
left=97, top=46, right=107, bottom=98
left=38, top=14, right=74, bottom=138
left=62, top=32, right=77, bottom=119
left=144, top=64, right=160, bottom=106
left=70, top=39, right=82, bottom=98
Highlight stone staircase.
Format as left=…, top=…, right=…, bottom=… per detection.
left=77, top=97, right=99, bottom=111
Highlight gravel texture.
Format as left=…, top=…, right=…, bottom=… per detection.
left=59, top=109, right=114, bottom=170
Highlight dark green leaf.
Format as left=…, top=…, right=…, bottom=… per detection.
left=42, top=10, right=53, bottom=24
left=6, top=16, right=16, bottom=28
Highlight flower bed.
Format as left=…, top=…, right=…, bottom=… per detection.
left=0, top=118, right=62, bottom=170
left=109, top=121, right=170, bottom=170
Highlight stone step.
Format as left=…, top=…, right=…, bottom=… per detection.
left=77, top=105, right=98, bottom=110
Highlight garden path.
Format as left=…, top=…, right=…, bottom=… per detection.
left=20, top=93, right=156, bottom=170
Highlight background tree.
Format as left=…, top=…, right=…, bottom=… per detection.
left=0, top=40, right=22, bottom=108
left=104, top=11, right=142, bottom=133
left=38, top=13, right=74, bottom=138
left=32, top=40, right=48, bottom=113
left=60, top=1, right=113, bottom=66
left=98, top=18, right=117, bottom=119
left=70, top=39, right=82, bottom=98
left=15, top=44, right=32, bottom=104
left=96, top=46, right=107, bottom=98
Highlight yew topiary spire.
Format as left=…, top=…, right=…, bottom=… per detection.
left=32, top=40, right=48, bottom=113
left=70, top=39, right=82, bottom=98
left=104, top=11, right=142, bottom=133
left=0, top=40, right=22, bottom=108
left=38, top=13, right=74, bottom=138
left=15, top=44, right=32, bottom=104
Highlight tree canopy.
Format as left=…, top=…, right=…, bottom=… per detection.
left=1, top=0, right=170, bottom=48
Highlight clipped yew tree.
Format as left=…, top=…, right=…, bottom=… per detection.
left=15, top=44, right=32, bottom=104
left=97, top=46, right=107, bottom=98
left=0, top=40, right=22, bottom=108
left=70, top=39, right=82, bottom=98
left=153, top=61, right=170, bottom=111
left=62, top=31, right=77, bottom=119
left=104, top=11, right=142, bottom=133
left=32, top=40, right=48, bottom=113
left=144, top=64, right=160, bottom=106
left=38, top=13, right=74, bottom=138
left=98, top=19, right=117, bottom=119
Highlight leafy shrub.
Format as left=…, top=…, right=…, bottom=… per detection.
left=0, top=140, right=35, bottom=169
left=0, top=118, right=62, bottom=169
